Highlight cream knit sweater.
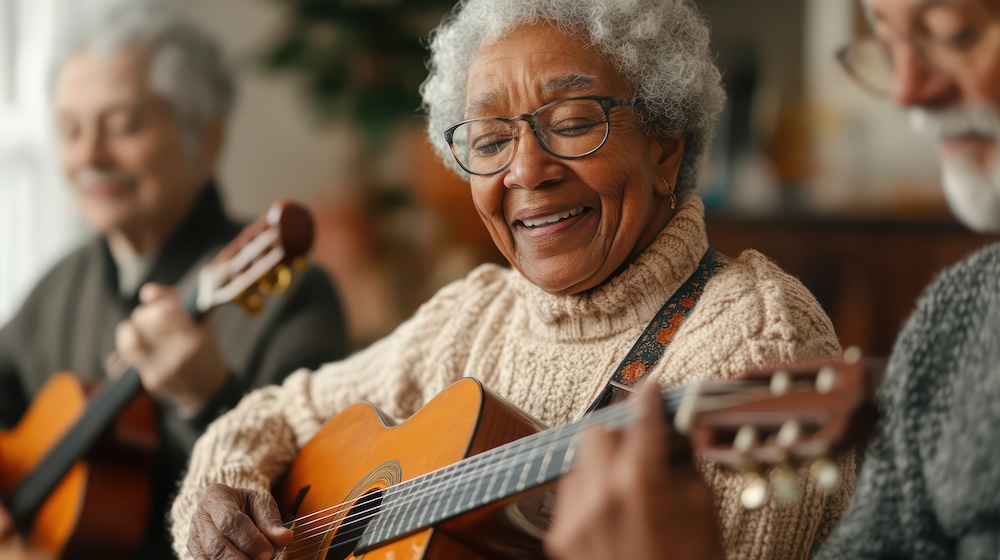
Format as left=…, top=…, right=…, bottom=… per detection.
left=170, top=197, right=853, bottom=559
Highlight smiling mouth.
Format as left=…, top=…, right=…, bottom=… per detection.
left=518, top=206, right=586, bottom=228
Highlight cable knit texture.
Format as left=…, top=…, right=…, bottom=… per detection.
left=170, top=197, right=852, bottom=559
left=817, top=242, right=1000, bottom=560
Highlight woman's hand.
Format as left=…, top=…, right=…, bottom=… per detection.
left=187, top=484, right=292, bottom=560
left=544, top=384, right=726, bottom=560
left=116, top=283, right=229, bottom=417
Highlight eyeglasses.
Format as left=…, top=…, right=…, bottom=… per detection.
left=443, top=96, right=635, bottom=176
left=836, top=0, right=1000, bottom=96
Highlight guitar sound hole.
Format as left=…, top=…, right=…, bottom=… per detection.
left=322, top=489, right=383, bottom=560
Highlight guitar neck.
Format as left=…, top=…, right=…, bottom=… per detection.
left=357, top=387, right=688, bottom=551
left=4, top=288, right=204, bottom=531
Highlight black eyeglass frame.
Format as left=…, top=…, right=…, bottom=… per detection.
left=835, top=42, right=891, bottom=96
left=443, top=95, right=635, bottom=176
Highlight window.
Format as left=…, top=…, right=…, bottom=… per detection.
left=0, top=0, right=82, bottom=323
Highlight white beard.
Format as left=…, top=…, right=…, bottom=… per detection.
left=910, top=106, right=1000, bottom=233
left=940, top=153, right=1000, bottom=233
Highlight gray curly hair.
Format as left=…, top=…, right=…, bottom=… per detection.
left=51, top=0, right=234, bottom=158
left=421, top=0, right=726, bottom=199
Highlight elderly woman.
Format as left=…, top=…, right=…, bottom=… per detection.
left=172, top=0, right=852, bottom=558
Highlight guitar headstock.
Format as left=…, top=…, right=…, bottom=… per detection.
left=681, top=348, right=878, bottom=508
left=195, top=199, right=315, bottom=315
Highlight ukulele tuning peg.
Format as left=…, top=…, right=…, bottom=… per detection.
left=810, top=457, right=841, bottom=492
left=740, top=471, right=769, bottom=510
left=770, top=463, right=801, bottom=505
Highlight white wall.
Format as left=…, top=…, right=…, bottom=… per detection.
left=0, top=0, right=83, bottom=323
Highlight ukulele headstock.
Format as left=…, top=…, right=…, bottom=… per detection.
left=682, top=348, right=878, bottom=508
left=196, top=199, right=314, bottom=315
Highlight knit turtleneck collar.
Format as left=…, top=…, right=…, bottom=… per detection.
left=511, top=196, right=710, bottom=341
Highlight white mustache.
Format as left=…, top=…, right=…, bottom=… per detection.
left=73, top=168, right=138, bottom=192
left=909, top=105, right=1000, bottom=140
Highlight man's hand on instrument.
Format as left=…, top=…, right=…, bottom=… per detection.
left=0, top=507, right=54, bottom=560
left=544, top=383, right=726, bottom=560
left=116, top=283, right=229, bottom=417
left=188, top=484, right=292, bottom=560
left=0, top=505, right=13, bottom=544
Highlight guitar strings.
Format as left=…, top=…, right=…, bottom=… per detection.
left=277, top=378, right=757, bottom=535
left=275, top=388, right=711, bottom=557
left=278, top=380, right=772, bottom=558
left=276, top=381, right=766, bottom=557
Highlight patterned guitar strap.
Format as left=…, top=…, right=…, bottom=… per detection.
left=585, top=248, right=730, bottom=414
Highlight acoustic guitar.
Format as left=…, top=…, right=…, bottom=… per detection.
left=0, top=199, right=316, bottom=559
left=273, top=350, right=877, bottom=560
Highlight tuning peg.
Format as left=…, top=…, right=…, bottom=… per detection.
left=770, top=370, right=791, bottom=396
left=293, top=256, right=308, bottom=270
left=238, top=291, right=264, bottom=315
left=770, top=463, right=801, bottom=505
left=776, top=420, right=801, bottom=448
left=842, top=346, right=862, bottom=365
left=815, top=366, right=838, bottom=394
left=740, top=471, right=769, bottom=510
left=268, top=264, right=294, bottom=295
left=810, top=458, right=841, bottom=492
left=733, top=425, right=758, bottom=453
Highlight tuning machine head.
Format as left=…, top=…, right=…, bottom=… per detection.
left=810, top=457, right=841, bottom=492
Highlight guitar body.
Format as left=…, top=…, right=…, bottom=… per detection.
left=0, top=373, right=157, bottom=558
left=275, top=378, right=553, bottom=560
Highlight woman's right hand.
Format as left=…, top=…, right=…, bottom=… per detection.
left=187, top=484, right=293, bottom=560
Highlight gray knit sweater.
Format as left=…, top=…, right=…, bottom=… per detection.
left=817, top=242, right=1000, bottom=559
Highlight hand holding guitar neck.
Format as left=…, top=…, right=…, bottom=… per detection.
left=545, top=384, right=725, bottom=560
left=0, top=506, right=54, bottom=560
left=0, top=505, right=12, bottom=543
left=0, top=199, right=317, bottom=559
left=186, top=351, right=875, bottom=560
left=115, top=283, right=228, bottom=418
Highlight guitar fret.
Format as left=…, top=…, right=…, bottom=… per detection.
left=482, top=443, right=512, bottom=505
left=450, top=453, right=483, bottom=517
left=418, top=470, right=446, bottom=529
left=516, top=430, right=545, bottom=492
left=467, top=456, right=487, bottom=510
left=411, top=470, right=438, bottom=533
left=365, top=486, right=396, bottom=546
left=390, top=474, right=425, bottom=539
left=498, top=455, right=518, bottom=499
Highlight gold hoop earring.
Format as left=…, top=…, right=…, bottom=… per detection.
left=661, top=177, right=677, bottom=209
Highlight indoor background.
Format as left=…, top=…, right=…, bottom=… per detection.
left=1, top=0, right=997, bottom=356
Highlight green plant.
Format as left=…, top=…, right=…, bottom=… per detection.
left=262, top=0, right=456, bottom=147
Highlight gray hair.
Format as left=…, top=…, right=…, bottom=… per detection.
left=51, top=0, right=235, bottom=156
left=421, top=0, right=726, bottom=199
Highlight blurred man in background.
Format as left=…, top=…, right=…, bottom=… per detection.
left=545, top=0, right=1000, bottom=559
left=0, top=1, right=347, bottom=557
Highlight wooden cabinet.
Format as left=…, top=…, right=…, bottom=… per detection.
left=707, top=213, right=1000, bottom=357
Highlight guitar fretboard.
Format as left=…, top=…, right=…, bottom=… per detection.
left=356, top=386, right=690, bottom=551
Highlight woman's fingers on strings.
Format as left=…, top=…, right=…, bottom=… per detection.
left=622, top=383, right=670, bottom=468
left=188, top=519, right=252, bottom=560
left=249, top=492, right=293, bottom=546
